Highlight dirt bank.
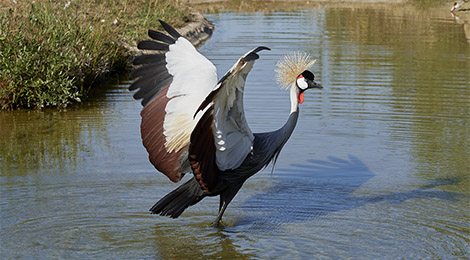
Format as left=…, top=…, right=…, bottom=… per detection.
left=125, top=11, right=214, bottom=57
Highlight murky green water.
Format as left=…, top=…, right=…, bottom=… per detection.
left=1, top=4, right=469, bottom=259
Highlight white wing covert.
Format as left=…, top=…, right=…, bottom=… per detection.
left=164, top=36, right=218, bottom=153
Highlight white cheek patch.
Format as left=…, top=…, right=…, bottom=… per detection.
left=296, top=77, right=308, bottom=90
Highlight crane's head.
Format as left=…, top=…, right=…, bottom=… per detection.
left=451, top=2, right=458, bottom=12
left=295, top=70, right=323, bottom=104
left=275, top=52, right=323, bottom=104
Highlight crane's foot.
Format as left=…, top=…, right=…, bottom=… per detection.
left=212, top=220, right=223, bottom=228
left=212, top=214, right=224, bottom=228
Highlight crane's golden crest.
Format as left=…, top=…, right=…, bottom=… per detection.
left=275, top=52, right=317, bottom=90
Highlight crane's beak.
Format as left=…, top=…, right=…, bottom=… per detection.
left=308, top=80, right=323, bottom=89
left=298, top=80, right=323, bottom=104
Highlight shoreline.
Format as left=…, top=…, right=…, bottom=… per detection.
left=2, top=0, right=467, bottom=110
left=125, top=11, right=215, bottom=57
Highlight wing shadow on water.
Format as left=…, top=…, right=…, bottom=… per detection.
left=234, top=155, right=464, bottom=230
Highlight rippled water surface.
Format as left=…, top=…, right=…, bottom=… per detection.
left=1, top=4, right=469, bottom=259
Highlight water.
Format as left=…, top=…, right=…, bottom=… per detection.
left=1, top=3, right=469, bottom=259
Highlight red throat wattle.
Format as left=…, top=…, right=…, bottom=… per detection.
left=298, top=92, right=304, bottom=104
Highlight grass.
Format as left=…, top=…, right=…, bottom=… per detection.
left=0, top=0, right=189, bottom=109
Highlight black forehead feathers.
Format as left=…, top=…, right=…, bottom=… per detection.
left=301, top=70, right=314, bottom=81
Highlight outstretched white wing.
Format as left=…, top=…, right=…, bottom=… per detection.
left=189, top=46, right=270, bottom=191
left=164, top=36, right=218, bottom=153
left=129, top=20, right=217, bottom=183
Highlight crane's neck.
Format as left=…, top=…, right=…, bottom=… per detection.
left=267, top=89, right=299, bottom=165
left=248, top=86, right=300, bottom=172
left=278, top=86, right=300, bottom=144
left=290, top=85, right=300, bottom=114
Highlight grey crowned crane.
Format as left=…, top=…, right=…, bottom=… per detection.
left=451, top=0, right=468, bottom=12
left=129, top=20, right=323, bottom=225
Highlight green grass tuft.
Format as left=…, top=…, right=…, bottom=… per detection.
left=0, top=0, right=189, bottom=109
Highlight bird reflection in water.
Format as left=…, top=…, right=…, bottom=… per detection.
left=451, top=11, right=470, bottom=43
left=237, top=155, right=464, bottom=229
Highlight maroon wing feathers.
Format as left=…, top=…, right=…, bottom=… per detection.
left=140, top=86, right=187, bottom=182
left=189, top=105, right=220, bottom=192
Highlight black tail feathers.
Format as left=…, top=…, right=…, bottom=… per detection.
left=150, top=177, right=205, bottom=218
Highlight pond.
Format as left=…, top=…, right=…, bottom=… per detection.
left=1, top=3, right=469, bottom=259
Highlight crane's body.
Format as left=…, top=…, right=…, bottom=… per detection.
left=130, top=20, right=323, bottom=225
left=150, top=110, right=300, bottom=223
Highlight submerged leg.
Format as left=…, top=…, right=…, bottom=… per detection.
left=213, top=198, right=229, bottom=226
left=212, top=183, right=243, bottom=227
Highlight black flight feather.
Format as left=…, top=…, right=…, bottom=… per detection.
left=129, top=60, right=166, bottom=80
left=141, top=77, right=173, bottom=106
left=148, top=29, right=175, bottom=44
left=133, top=54, right=165, bottom=66
left=159, top=20, right=182, bottom=39
left=132, top=69, right=171, bottom=97
left=137, top=41, right=169, bottom=51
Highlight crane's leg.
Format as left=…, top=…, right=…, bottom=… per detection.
left=213, top=198, right=228, bottom=226
left=212, top=183, right=243, bottom=227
